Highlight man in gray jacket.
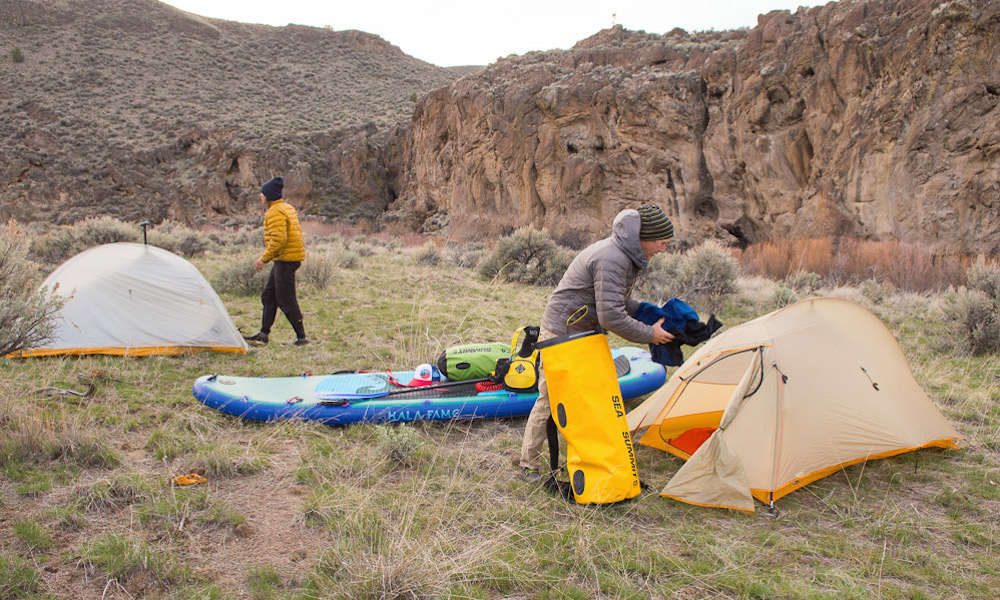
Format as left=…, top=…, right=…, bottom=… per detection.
left=520, top=205, right=676, bottom=481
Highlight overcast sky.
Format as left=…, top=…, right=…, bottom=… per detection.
left=160, top=1, right=833, bottom=67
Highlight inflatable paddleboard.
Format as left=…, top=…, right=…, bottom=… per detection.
left=192, top=346, right=666, bottom=425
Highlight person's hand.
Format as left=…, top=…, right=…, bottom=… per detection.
left=651, top=318, right=676, bottom=345
left=254, top=258, right=264, bottom=271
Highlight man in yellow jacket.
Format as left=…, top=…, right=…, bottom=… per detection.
left=244, top=176, right=309, bottom=346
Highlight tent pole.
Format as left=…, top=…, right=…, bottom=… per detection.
left=139, top=221, right=150, bottom=245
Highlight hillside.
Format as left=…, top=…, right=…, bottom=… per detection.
left=2, top=0, right=999, bottom=254
left=0, top=0, right=459, bottom=224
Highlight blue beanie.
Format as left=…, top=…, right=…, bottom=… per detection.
left=261, top=176, right=284, bottom=201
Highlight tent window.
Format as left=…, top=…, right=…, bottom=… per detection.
left=684, top=348, right=759, bottom=385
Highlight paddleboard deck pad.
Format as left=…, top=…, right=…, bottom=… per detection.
left=192, top=346, right=666, bottom=425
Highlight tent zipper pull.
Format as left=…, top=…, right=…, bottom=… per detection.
left=772, top=362, right=788, bottom=384
left=859, top=366, right=880, bottom=390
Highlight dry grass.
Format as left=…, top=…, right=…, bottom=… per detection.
left=1, top=234, right=997, bottom=599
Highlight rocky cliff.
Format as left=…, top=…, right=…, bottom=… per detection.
left=2, top=0, right=998, bottom=254
left=386, top=0, right=1000, bottom=253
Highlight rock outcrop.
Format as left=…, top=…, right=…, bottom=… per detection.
left=1, top=0, right=998, bottom=254
left=386, top=0, right=1000, bottom=253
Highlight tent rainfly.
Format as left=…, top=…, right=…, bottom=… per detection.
left=15, top=243, right=247, bottom=357
left=627, top=297, right=961, bottom=513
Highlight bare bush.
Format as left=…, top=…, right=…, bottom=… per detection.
left=0, top=222, right=64, bottom=357
left=738, top=237, right=966, bottom=291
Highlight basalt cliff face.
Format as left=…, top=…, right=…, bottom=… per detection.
left=1, top=0, right=998, bottom=253
left=386, top=0, right=1000, bottom=252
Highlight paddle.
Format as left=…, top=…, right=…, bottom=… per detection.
left=316, top=377, right=493, bottom=405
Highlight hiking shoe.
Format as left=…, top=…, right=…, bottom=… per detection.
left=293, top=337, right=310, bottom=346
left=522, top=468, right=540, bottom=483
left=243, top=332, right=268, bottom=345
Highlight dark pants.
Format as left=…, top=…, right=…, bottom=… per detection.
left=261, top=261, right=305, bottom=338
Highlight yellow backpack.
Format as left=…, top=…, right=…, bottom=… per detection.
left=493, top=326, right=540, bottom=393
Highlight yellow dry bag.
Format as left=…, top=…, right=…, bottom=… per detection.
left=536, top=330, right=641, bottom=504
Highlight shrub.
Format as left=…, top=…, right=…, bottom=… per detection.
left=860, top=278, right=896, bottom=305
left=940, top=260, right=1000, bottom=356
left=211, top=255, right=268, bottom=296
left=785, top=271, right=822, bottom=294
left=442, top=242, right=487, bottom=269
left=941, top=286, right=999, bottom=355
left=413, top=242, right=441, bottom=266
left=229, top=226, right=265, bottom=249
left=300, top=252, right=337, bottom=290
left=149, top=222, right=215, bottom=257
left=477, top=228, right=569, bottom=286
left=30, top=216, right=140, bottom=264
left=327, top=244, right=360, bottom=269
left=372, top=425, right=424, bottom=467
left=0, top=221, right=64, bottom=357
left=640, top=241, right=739, bottom=312
left=772, top=285, right=799, bottom=308
left=10, top=47, right=24, bottom=63
left=675, top=241, right=739, bottom=310
left=966, top=256, right=1000, bottom=300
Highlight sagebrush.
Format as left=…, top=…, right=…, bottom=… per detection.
left=477, top=228, right=571, bottom=286
left=0, top=222, right=64, bottom=357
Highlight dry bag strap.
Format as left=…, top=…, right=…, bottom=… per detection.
left=510, top=326, right=541, bottom=357
left=544, top=415, right=572, bottom=499
left=546, top=415, right=559, bottom=473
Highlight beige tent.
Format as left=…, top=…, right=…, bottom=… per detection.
left=627, top=297, right=961, bottom=513
left=15, top=243, right=247, bottom=357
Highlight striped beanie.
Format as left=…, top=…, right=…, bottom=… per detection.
left=637, top=205, right=674, bottom=241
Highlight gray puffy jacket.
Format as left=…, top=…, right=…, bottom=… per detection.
left=540, top=209, right=655, bottom=344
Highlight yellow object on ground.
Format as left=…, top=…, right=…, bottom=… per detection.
left=174, top=473, right=208, bottom=486
left=538, top=330, right=640, bottom=504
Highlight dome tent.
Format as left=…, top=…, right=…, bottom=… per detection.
left=17, top=243, right=247, bottom=357
left=627, top=297, right=960, bottom=513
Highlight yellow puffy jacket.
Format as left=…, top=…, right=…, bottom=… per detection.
left=260, top=200, right=306, bottom=263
